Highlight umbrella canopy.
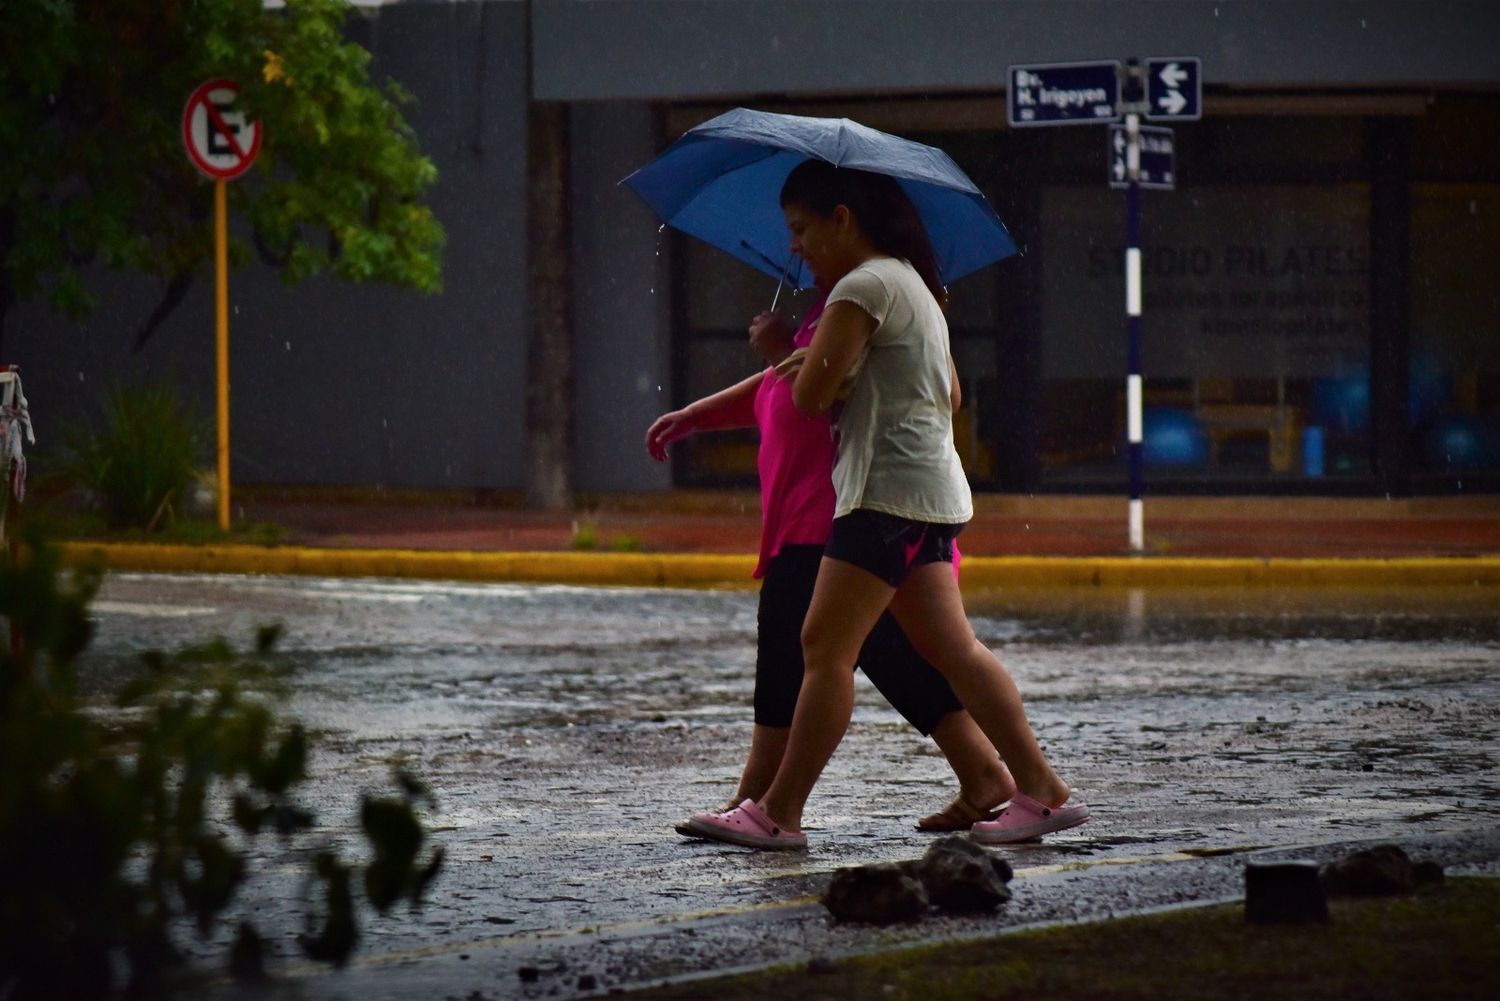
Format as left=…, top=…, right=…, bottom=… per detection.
left=621, top=108, right=1018, bottom=291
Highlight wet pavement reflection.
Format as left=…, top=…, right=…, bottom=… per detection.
left=80, top=574, right=1500, bottom=998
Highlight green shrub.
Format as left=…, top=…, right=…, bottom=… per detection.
left=0, top=536, right=444, bottom=998
left=60, top=380, right=207, bottom=529
left=571, top=519, right=598, bottom=550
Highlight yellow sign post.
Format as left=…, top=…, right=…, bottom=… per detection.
left=182, top=79, right=262, bottom=531
left=214, top=179, right=231, bottom=530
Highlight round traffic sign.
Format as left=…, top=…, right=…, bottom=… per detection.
left=182, top=79, right=262, bottom=180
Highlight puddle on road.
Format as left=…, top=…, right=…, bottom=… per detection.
left=76, top=573, right=1500, bottom=974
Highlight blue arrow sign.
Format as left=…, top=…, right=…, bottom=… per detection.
left=1145, top=57, right=1201, bottom=120
left=1108, top=124, right=1175, bottom=190
left=1008, top=61, right=1121, bottom=127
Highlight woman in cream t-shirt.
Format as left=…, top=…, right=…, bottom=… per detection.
left=824, top=255, right=972, bottom=526
left=688, top=159, right=1089, bottom=851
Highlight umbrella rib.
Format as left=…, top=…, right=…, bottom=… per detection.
left=739, top=240, right=794, bottom=276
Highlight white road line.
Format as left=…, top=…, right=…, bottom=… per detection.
left=91, top=601, right=217, bottom=618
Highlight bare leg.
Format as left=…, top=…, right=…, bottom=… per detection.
left=889, top=563, right=1071, bottom=808
left=736, top=708, right=1012, bottom=829
left=728, top=724, right=789, bottom=809
left=757, top=558, right=893, bottom=832
left=920, top=710, right=1017, bottom=826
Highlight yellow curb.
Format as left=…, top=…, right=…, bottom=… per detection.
left=56, top=542, right=759, bottom=589
left=55, top=542, right=1500, bottom=589
left=958, top=555, right=1500, bottom=589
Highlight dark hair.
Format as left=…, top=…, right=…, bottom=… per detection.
left=779, top=160, right=946, bottom=308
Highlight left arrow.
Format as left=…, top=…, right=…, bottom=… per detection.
left=1158, top=62, right=1189, bottom=89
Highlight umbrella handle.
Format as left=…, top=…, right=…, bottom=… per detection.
left=769, top=267, right=787, bottom=312
left=739, top=240, right=794, bottom=311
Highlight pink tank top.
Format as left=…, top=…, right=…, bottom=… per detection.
left=752, top=297, right=835, bottom=578
left=750, top=294, right=963, bottom=580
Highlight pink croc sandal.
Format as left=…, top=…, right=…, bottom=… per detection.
left=683, top=799, right=807, bottom=851
left=970, top=792, right=1089, bottom=845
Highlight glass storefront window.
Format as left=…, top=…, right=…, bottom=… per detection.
left=1409, top=184, right=1500, bottom=478
left=1036, top=184, right=1372, bottom=484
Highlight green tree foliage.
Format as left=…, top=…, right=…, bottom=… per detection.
left=0, top=538, right=444, bottom=998
left=0, top=0, right=443, bottom=345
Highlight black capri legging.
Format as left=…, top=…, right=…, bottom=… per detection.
left=754, top=544, right=963, bottom=734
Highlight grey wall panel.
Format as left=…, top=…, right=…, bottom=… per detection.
left=9, top=271, right=218, bottom=480
left=342, top=0, right=531, bottom=489
left=533, top=0, right=1500, bottom=101
left=9, top=0, right=530, bottom=491
left=570, top=103, right=675, bottom=492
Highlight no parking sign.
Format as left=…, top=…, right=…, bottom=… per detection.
left=181, top=78, right=262, bottom=180
left=182, top=78, right=263, bottom=531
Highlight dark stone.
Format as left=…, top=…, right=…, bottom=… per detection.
left=1414, top=860, right=1445, bottom=885
left=577, top=974, right=597, bottom=991
left=1319, top=844, right=1417, bottom=897
left=518, top=966, right=541, bottom=983
left=1244, top=860, right=1329, bottom=923
left=806, top=955, right=839, bottom=975
left=822, top=862, right=930, bottom=923
left=914, top=835, right=1013, bottom=913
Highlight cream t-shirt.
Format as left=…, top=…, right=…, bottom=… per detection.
left=823, top=257, right=972, bottom=524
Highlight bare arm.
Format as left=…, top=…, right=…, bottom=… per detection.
left=645, top=371, right=763, bottom=462
left=949, top=355, right=962, bottom=413
left=791, top=301, right=874, bottom=416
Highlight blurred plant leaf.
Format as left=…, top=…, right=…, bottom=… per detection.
left=299, top=852, right=357, bottom=965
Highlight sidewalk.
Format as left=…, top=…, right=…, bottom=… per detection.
left=236, top=489, right=1500, bottom=560
left=56, top=489, right=1500, bottom=588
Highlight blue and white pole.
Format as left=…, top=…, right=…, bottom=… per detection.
left=1124, top=108, right=1144, bottom=552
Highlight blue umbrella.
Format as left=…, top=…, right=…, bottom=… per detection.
left=621, top=108, right=1018, bottom=294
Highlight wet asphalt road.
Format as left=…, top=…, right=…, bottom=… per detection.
left=79, top=573, right=1500, bottom=999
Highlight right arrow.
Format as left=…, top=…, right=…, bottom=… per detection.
left=1158, top=89, right=1188, bottom=115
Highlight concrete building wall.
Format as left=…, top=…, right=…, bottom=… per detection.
left=532, top=0, right=1500, bottom=100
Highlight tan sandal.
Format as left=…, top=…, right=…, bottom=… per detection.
left=915, top=794, right=1005, bottom=833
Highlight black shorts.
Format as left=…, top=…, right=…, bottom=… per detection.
left=754, top=544, right=962, bottom=733
left=824, top=509, right=963, bottom=588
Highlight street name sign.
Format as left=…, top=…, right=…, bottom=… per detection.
left=182, top=79, right=262, bottom=180
left=1145, top=57, right=1201, bottom=120
left=1109, top=124, right=1175, bottom=189
left=1008, top=60, right=1122, bottom=127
